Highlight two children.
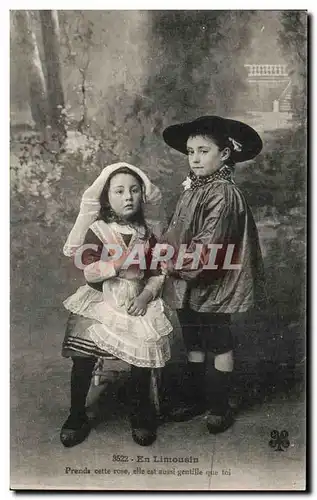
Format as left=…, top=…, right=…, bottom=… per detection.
left=61, top=115, right=264, bottom=447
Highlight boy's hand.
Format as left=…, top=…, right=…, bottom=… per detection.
left=160, top=259, right=175, bottom=275
left=126, top=290, right=153, bottom=316
left=118, top=265, right=140, bottom=280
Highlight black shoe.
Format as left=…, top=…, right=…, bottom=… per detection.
left=131, top=427, right=157, bottom=446
left=60, top=413, right=91, bottom=448
left=129, top=403, right=157, bottom=446
left=206, top=407, right=234, bottom=434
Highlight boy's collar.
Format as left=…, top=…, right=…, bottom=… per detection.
left=182, top=165, right=234, bottom=191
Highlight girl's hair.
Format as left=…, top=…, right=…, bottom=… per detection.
left=189, top=133, right=236, bottom=167
left=98, top=166, right=149, bottom=235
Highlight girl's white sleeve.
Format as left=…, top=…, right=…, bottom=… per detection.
left=80, top=228, right=117, bottom=283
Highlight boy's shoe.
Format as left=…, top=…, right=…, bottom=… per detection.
left=60, top=413, right=91, bottom=448
left=206, top=406, right=234, bottom=434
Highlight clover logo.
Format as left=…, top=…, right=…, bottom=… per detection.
left=269, top=430, right=290, bottom=451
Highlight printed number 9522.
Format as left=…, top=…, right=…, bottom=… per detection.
left=112, top=454, right=129, bottom=462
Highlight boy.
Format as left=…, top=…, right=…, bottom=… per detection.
left=161, top=115, right=265, bottom=433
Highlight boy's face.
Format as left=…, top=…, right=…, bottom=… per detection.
left=186, top=135, right=225, bottom=177
left=108, top=173, right=142, bottom=219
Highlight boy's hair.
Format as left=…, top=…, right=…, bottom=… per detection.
left=98, top=166, right=149, bottom=234
left=189, top=133, right=236, bottom=167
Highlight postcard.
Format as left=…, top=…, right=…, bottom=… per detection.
left=10, top=9, right=307, bottom=491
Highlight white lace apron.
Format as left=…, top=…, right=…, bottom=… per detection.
left=63, top=221, right=172, bottom=368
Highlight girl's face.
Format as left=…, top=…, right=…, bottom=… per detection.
left=108, top=173, right=142, bottom=219
left=186, top=135, right=229, bottom=177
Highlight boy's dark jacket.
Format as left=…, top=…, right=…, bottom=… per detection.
left=161, top=179, right=266, bottom=313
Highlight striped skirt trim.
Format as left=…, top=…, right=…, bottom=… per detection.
left=62, top=335, right=118, bottom=359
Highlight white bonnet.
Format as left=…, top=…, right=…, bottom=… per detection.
left=63, top=162, right=161, bottom=257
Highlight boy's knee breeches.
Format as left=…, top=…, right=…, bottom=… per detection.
left=177, top=308, right=233, bottom=355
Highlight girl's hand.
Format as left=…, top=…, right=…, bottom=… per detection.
left=126, top=290, right=153, bottom=316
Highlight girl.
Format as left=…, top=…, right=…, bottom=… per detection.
left=61, top=162, right=173, bottom=448
left=161, top=116, right=266, bottom=434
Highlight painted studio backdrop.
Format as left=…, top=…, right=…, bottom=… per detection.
left=10, top=11, right=306, bottom=490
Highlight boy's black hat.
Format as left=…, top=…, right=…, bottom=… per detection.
left=162, top=115, right=263, bottom=163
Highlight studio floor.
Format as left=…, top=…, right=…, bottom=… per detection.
left=11, top=357, right=306, bottom=491
left=10, top=303, right=306, bottom=491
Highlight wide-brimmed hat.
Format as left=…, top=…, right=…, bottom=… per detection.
left=163, top=115, right=263, bottom=163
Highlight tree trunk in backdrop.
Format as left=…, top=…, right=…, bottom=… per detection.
left=14, top=10, right=48, bottom=130
left=39, top=10, right=66, bottom=138
left=143, top=11, right=253, bottom=122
